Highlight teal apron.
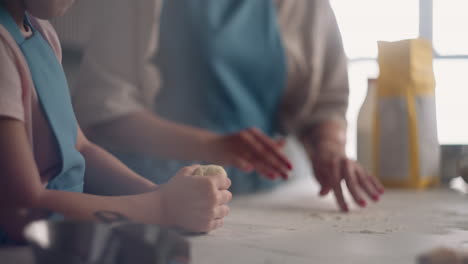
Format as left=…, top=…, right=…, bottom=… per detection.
left=112, top=0, right=287, bottom=193
left=0, top=6, right=85, bottom=244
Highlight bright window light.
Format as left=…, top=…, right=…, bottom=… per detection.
left=330, top=0, right=419, bottom=59
left=434, top=60, right=468, bottom=144
left=433, top=0, right=468, bottom=55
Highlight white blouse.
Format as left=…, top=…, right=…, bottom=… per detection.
left=73, top=0, right=349, bottom=136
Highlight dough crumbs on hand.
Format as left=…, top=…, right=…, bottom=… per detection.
left=193, top=165, right=227, bottom=177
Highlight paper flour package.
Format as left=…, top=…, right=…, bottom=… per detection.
left=371, top=39, right=440, bottom=189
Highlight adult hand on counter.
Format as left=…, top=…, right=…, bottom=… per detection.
left=301, top=122, right=384, bottom=212
left=208, top=128, right=292, bottom=180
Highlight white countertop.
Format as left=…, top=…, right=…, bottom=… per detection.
left=2, top=179, right=467, bottom=264
left=190, top=179, right=468, bottom=264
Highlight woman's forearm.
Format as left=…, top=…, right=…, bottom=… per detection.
left=80, top=139, right=157, bottom=196
left=299, top=120, right=347, bottom=153
left=85, top=111, right=218, bottom=161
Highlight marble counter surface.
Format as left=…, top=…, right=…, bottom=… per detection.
left=2, top=179, right=467, bottom=264
left=190, top=179, right=468, bottom=264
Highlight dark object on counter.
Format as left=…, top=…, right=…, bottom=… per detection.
left=457, top=155, right=468, bottom=184
left=440, top=145, right=468, bottom=184
left=23, top=211, right=190, bottom=264
left=418, top=247, right=468, bottom=264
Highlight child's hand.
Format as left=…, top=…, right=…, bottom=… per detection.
left=207, top=128, right=292, bottom=180
left=158, top=165, right=232, bottom=232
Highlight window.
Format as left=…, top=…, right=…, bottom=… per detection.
left=434, top=60, right=468, bottom=144
left=432, top=1, right=468, bottom=144
left=330, top=0, right=468, bottom=157
left=330, top=0, right=419, bottom=59
left=433, top=1, right=468, bottom=55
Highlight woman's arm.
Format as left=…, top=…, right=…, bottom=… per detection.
left=0, top=118, right=231, bottom=240
left=85, top=111, right=218, bottom=162
left=74, top=0, right=291, bottom=179
left=277, top=1, right=382, bottom=211
left=87, top=111, right=292, bottom=180
left=76, top=126, right=157, bottom=196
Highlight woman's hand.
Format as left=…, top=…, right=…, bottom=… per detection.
left=207, top=128, right=292, bottom=180
left=306, top=140, right=384, bottom=212
left=158, top=165, right=232, bottom=232
left=301, top=121, right=384, bottom=212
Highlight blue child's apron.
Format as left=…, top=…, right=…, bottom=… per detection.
left=112, top=0, right=287, bottom=193
left=0, top=5, right=85, bottom=244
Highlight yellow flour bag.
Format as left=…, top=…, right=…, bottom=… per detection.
left=373, top=39, right=440, bottom=189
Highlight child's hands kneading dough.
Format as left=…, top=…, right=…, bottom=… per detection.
left=159, top=165, right=232, bottom=232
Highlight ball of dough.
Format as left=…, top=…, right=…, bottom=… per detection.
left=418, top=247, right=461, bottom=264
left=192, top=165, right=227, bottom=177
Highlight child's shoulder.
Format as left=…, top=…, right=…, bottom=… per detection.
left=0, top=26, right=25, bottom=122
left=0, top=24, right=20, bottom=65
left=0, top=18, right=62, bottom=63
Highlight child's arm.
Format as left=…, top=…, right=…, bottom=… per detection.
left=0, top=118, right=231, bottom=240
left=0, top=117, right=160, bottom=223
left=76, top=127, right=157, bottom=196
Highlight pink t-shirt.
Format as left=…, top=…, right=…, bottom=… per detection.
left=0, top=17, right=64, bottom=185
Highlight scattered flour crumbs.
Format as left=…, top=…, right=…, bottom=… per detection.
left=306, top=210, right=405, bottom=235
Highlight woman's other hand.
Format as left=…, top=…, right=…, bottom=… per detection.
left=306, top=140, right=384, bottom=212
left=301, top=121, right=384, bottom=212
left=208, top=128, right=292, bottom=180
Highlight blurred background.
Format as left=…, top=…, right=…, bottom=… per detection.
left=51, top=0, right=468, bottom=158
left=329, top=0, right=468, bottom=158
